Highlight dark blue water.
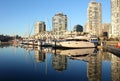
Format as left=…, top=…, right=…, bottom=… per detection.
left=0, top=45, right=118, bottom=81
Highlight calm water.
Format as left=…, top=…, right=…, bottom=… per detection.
left=0, top=44, right=119, bottom=81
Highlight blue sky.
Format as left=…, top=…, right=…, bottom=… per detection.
left=0, top=0, right=110, bottom=36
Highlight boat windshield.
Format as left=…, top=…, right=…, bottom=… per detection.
left=90, top=38, right=98, bottom=42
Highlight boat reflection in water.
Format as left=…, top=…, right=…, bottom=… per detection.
left=52, top=48, right=97, bottom=61
left=51, top=48, right=98, bottom=72
left=20, top=44, right=34, bottom=52
left=1, top=44, right=120, bottom=81
left=21, top=45, right=120, bottom=81
left=52, top=48, right=102, bottom=81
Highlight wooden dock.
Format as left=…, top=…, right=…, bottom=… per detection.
left=106, top=45, right=120, bottom=56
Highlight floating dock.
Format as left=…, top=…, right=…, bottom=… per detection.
left=106, top=45, right=120, bottom=56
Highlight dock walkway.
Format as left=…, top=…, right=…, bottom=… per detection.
left=106, top=45, right=120, bottom=56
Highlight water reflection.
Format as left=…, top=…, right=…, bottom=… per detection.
left=0, top=44, right=11, bottom=48
left=111, top=53, right=120, bottom=81
left=53, top=48, right=102, bottom=81
left=0, top=44, right=120, bottom=81
left=34, top=46, right=46, bottom=62
left=21, top=45, right=34, bottom=51
left=87, top=50, right=102, bottom=81
left=52, top=53, right=67, bottom=71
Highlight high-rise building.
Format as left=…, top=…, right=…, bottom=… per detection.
left=84, top=23, right=89, bottom=33
left=111, top=0, right=120, bottom=38
left=73, top=24, right=83, bottom=32
left=34, top=21, right=46, bottom=35
left=102, top=23, right=111, bottom=37
left=52, top=12, right=67, bottom=36
left=87, top=0, right=102, bottom=36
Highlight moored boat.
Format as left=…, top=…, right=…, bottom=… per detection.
left=52, top=36, right=98, bottom=49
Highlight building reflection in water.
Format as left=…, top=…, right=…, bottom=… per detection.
left=34, top=46, right=45, bottom=62
left=87, top=49, right=102, bottom=81
left=52, top=53, right=67, bottom=72
left=100, top=49, right=120, bottom=81
left=22, top=45, right=120, bottom=81
left=111, top=53, right=120, bottom=81
left=102, top=50, right=111, bottom=61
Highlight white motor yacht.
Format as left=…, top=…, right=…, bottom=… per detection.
left=52, top=36, right=98, bottom=49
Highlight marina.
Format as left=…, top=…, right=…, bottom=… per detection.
left=0, top=0, right=120, bottom=81
left=20, top=34, right=99, bottom=49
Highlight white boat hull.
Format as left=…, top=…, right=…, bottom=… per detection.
left=53, top=41, right=96, bottom=49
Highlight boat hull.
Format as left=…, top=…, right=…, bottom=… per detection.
left=53, top=41, right=96, bottom=49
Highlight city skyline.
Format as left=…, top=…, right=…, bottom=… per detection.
left=0, top=0, right=110, bottom=36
